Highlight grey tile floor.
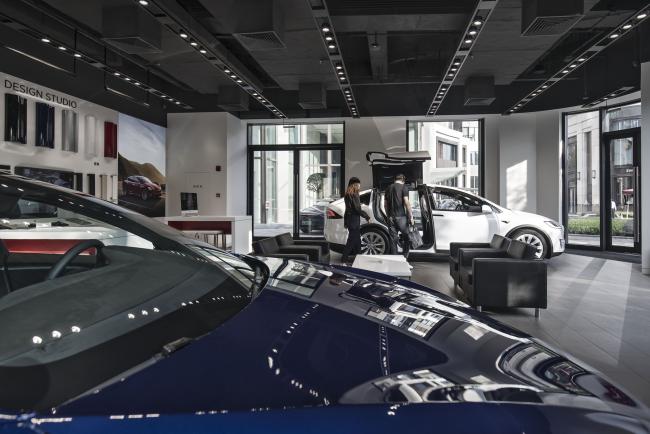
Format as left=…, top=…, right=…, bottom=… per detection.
left=333, top=252, right=650, bottom=406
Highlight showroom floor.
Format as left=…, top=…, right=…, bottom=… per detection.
left=332, top=252, right=650, bottom=406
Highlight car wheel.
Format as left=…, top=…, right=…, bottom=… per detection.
left=141, top=190, right=149, bottom=201
left=360, top=228, right=389, bottom=255
left=512, top=228, right=548, bottom=259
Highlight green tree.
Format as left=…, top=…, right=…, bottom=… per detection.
left=306, top=172, right=326, bottom=199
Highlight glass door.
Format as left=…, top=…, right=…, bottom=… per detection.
left=604, top=130, right=641, bottom=252
left=298, top=149, right=342, bottom=237
left=252, top=150, right=294, bottom=237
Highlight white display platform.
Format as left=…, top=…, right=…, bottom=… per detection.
left=160, top=215, right=253, bottom=255
left=352, top=254, right=412, bottom=279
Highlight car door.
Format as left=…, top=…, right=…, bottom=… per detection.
left=429, top=187, right=499, bottom=251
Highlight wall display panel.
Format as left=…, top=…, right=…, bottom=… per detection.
left=104, top=121, right=118, bottom=158
left=84, top=115, right=97, bottom=157
left=61, top=110, right=78, bottom=152
left=4, top=94, right=27, bottom=144
left=117, top=113, right=166, bottom=217
left=35, top=102, right=55, bottom=148
left=14, top=166, right=74, bottom=189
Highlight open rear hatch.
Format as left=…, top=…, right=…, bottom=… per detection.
left=366, top=151, right=431, bottom=190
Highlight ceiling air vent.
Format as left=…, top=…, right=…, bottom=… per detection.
left=464, top=76, right=495, bottom=107
left=234, top=31, right=285, bottom=51
left=522, top=0, right=584, bottom=36
left=102, top=5, right=162, bottom=55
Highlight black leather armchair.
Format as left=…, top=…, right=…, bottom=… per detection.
left=275, top=233, right=330, bottom=264
left=458, top=239, right=546, bottom=317
left=449, top=234, right=510, bottom=287
left=252, top=237, right=312, bottom=261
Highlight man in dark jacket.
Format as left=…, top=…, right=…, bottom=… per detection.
left=384, top=174, right=414, bottom=257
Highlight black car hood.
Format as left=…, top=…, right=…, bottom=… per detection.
left=54, top=259, right=647, bottom=421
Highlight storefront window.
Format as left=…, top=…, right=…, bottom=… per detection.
left=603, top=102, right=641, bottom=132
left=564, top=111, right=601, bottom=247
left=249, top=123, right=343, bottom=145
left=408, top=120, right=481, bottom=194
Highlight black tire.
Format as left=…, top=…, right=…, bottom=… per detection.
left=511, top=228, right=549, bottom=259
left=360, top=227, right=390, bottom=255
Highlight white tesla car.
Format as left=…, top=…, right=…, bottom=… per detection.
left=324, top=153, right=565, bottom=259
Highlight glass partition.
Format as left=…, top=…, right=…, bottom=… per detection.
left=249, top=123, right=344, bottom=145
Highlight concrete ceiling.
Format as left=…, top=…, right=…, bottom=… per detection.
left=0, top=0, right=647, bottom=123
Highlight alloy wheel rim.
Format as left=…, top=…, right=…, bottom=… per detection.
left=361, top=232, right=385, bottom=255
left=516, top=233, right=544, bottom=258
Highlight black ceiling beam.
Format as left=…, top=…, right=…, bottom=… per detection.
left=130, top=0, right=287, bottom=118
left=425, top=0, right=499, bottom=116
left=505, top=3, right=650, bottom=114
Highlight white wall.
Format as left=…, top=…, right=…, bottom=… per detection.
left=166, top=112, right=246, bottom=216
left=1, top=72, right=118, bottom=199
left=641, top=62, right=650, bottom=275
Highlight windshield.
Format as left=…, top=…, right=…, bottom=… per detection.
left=0, top=176, right=268, bottom=412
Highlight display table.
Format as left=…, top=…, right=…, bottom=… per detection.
left=160, top=215, right=252, bottom=255
left=352, top=254, right=412, bottom=279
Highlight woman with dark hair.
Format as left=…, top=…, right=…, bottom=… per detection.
left=342, top=177, right=370, bottom=264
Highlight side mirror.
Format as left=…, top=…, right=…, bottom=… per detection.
left=481, top=204, right=493, bottom=214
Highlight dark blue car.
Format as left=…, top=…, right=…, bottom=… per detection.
left=0, top=173, right=648, bottom=434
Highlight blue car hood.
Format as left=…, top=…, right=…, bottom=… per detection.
left=52, top=259, right=646, bottom=422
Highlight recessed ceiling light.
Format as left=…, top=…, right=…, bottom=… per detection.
left=190, top=41, right=198, bottom=46
left=199, top=49, right=207, bottom=54
left=339, top=76, right=346, bottom=81
left=125, top=77, right=131, bottom=81
left=609, top=33, right=619, bottom=39
left=578, top=57, right=586, bottom=62
left=58, top=46, right=66, bottom=51
left=562, top=70, right=569, bottom=74
left=473, top=18, right=483, bottom=26
left=252, top=92, right=258, bottom=96
left=113, top=72, right=120, bottom=76
left=322, top=24, right=331, bottom=32
left=570, top=64, right=577, bottom=68
left=74, top=53, right=82, bottom=58
left=236, top=79, right=243, bottom=83
left=328, top=43, right=336, bottom=49
left=134, top=82, right=140, bottom=86
left=180, top=32, right=188, bottom=39
left=224, top=68, right=231, bottom=74
left=41, top=37, right=50, bottom=43
left=336, top=65, right=343, bottom=70
left=230, top=74, right=237, bottom=78
left=451, top=68, right=457, bottom=72
left=469, top=28, right=477, bottom=36
left=448, top=73, right=454, bottom=77
left=175, top=101, right=181, bottom=105
left=325, top=36, right=333, bottom=41
left=464, top=38, right=473, bottom=44
left=139, top=0, right=148, bottom=5
left=337, top=71, right=344, bottom=76
left=623, top=24, right=632, bottom=30
left=542, top=85, right=548, bottom=88
left=637, top=13, right=647, bottom=19
left=453, top=61, right=460, bottom=66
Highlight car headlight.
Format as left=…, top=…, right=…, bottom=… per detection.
left=544, top=220, right=561, bottom=229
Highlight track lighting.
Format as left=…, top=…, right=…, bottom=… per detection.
left=336, top=65, right=343, bottom=70
left=114, top=72, right=120, bottom=76
left=180, top=31, right=188, bottom=39
left=328, top=43, right=336, bottom=49
left=321, top=24, right=331, bottom=32
left=139, top=0, right=149, bottom=5
left=325, top=36, right=333, bottom=41
left=473, top=18, right=483, bottom=26
left=609, top=33, right=619, bottom=39
left=41, top=37, right=50, bottom=43
left=199, top=49, right=207, bottom=54
left=464, top=38, right=473, bottom=44
left=468, top=28, right=477, bottom=36
left=623, top=23, right=632, bottom=29
left=58, top=46, right=66, bottom=51
left=190, top=41, right=198, bottom=46
left=637, top=13, right=647, bottom=19
left=74, top=53, right=82, bottom=58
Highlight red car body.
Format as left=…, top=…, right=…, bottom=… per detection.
left=123, top=175, right=162, bottom=200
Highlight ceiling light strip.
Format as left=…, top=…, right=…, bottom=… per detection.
left=505, top=3, right=649, bottom=114
left=0, top=13, right=193, bottom=109
left=581, top=86, right=635, bottom=108
left=308, top=1, right=359, bottom=118
left=426, top=0, right=499, bottom=116
left=134, top=0, right=285, bottom=118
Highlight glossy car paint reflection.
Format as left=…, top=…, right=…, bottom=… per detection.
left=0, top=175, right=648, bottom=433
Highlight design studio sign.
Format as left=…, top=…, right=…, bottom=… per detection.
left=4, top=79, right=78, bottom=109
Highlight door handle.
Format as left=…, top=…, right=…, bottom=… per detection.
left=634, top=167, right=640, bottom=243
left=432, top=214, right=444, bottom=217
